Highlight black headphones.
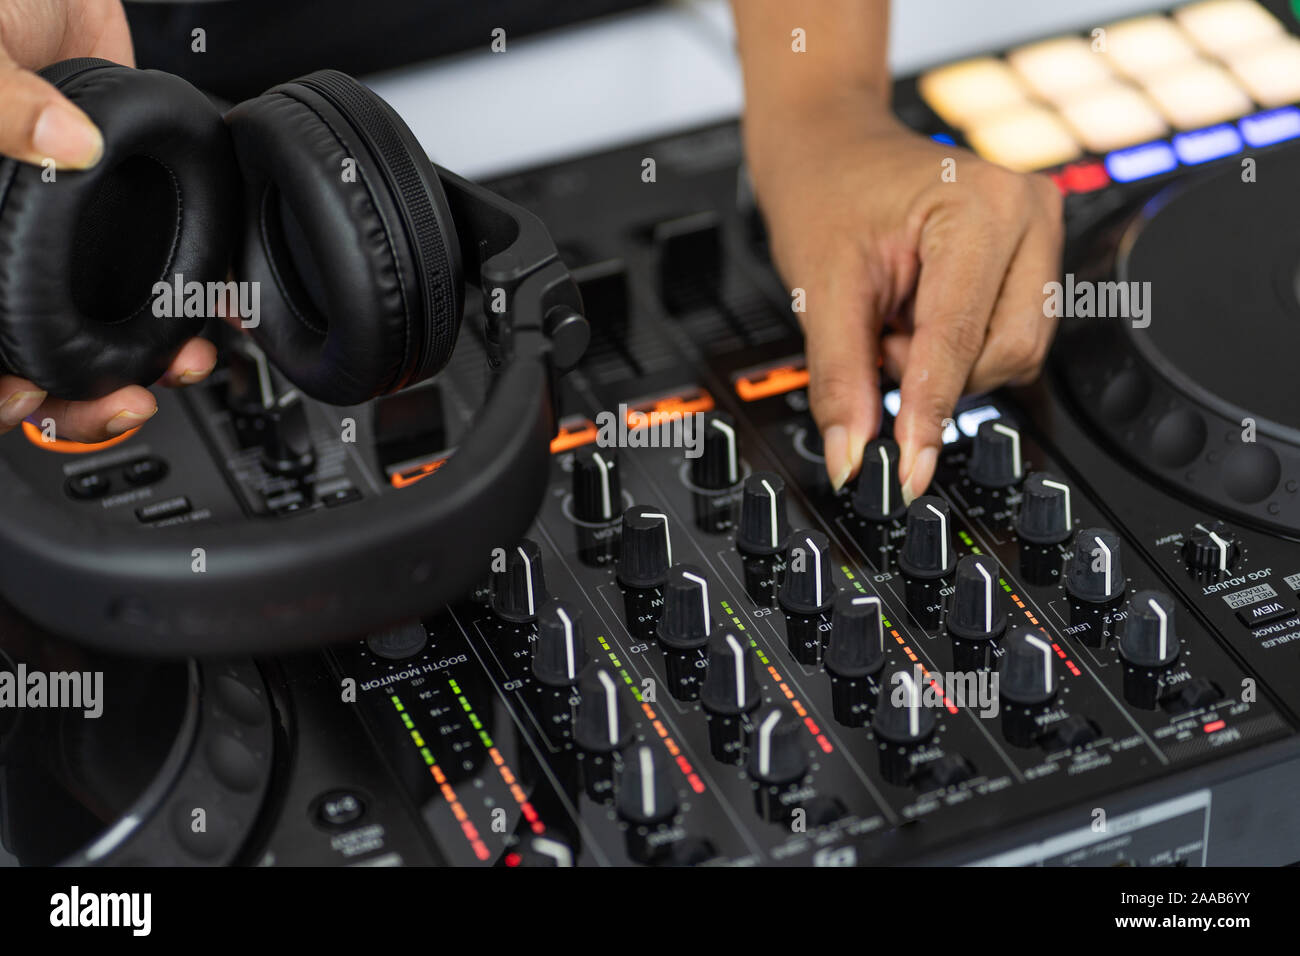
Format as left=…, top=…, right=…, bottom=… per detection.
left=0, top=59, right=587, bottom=656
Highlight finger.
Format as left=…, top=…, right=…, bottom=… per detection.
left=0, top=48, right=102, bottom=168
left=159, top=337, right=218, bottom=387
left=0, top=375, right=47, bottom=435
left=30, top=386, right=157, bottom=444
left=880, top=332, right=910, bottom=385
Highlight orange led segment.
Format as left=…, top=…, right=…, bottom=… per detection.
left=389, top=456, right=447, bottom=488
left=550, top=418, right=599, bottom=453
left=625, top=388, right=714, bottom=427
left=734, top=364, right=810, bottom=401
left=20, top=419, right=140, bottom=454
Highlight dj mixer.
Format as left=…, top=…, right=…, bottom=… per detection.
left=1, top=0, right=1300, bottom=867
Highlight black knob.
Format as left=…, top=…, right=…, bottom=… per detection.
left=998, top=626, right=1057, bottom=704
left=968, top=419, right=1024, bottom=487
left=1064, top=528, right=1126, bottom=603
left=747, top=706, right=809, bottom=784
left=657, top=564, right=714, bottom=649
left=948, top=554, right=1007, bottom=640
left=1183, top=521, right=1239, bottom=574
left=701, top=630, right=761, bottom=714
left=778, top=529, right=835, bottom=614
left=825, top=592, right=886, bottom=677
left=691, top=411, right=741, bottom=489
left=618, top=505, right=673, bottom=588
left=572, top=446, right=622, bottom=523
left=872, top=668, right=937, bottom=744
left=259, top=397, right=316, bottom=478
left=737, top=471, right=791, bottom=555
left=533, top=599, right=589, bottom=686
left=1118, top=590, right=1180, bottom=667
left=491, top=539, right=549, bottom=622
left=575, top=666, right=633, bottom=751
left=616, top=745, right=678, bottom=825
left=852, top=438, right=905, bottom=520
left=1016, top=472, right=1073, bottom=544
left=898, top=496, right=957, bottom=579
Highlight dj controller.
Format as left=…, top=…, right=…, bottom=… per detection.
left=2, top=0, right=1300, bottom=867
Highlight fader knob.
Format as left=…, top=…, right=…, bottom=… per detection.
left=1016, top=472, right=1073, bottom=544
left=618, top=505, right=673, bottom=588
left=898, top=496, right=957, bottom=579
left=657, top=564, right=714, bottom=649
left=575, top=666, right=633, bottom=751
left=533, top=600, right=589, bottom=686
left=1064, top=528, right=1126, bottom=603
left=491, top=539, right=549, bottom=622
left=1183, top=522, right=1239, bottom=574
left=572, top=447, right=622, bottom=523
left=737, top=471, right=791, bottom=555
left=701, top=631, right=761, bottom=714
left=872, top=668, right=937, bottom=744
left=616, top=745, right=678, bottom=825
left=747, top=707, right=809, bottom=784
left=968, top=420, right=1024, bottom=487
left=851, top=438, right=905, bottom=521
left=825, top=592, right=886, bottom=678
left=948, top=554, right=1007, bottom=640
left=691, top=411, right=741, bottom=489
left=778, top=529, right=835, bottom=614
left=1118, top=590, right=1180, bottom=667
left=998, top=627, right=1057, bottom=705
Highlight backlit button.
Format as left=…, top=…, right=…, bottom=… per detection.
left=1175, top=0, right=1285, bottom=57
left=66, top=472, right=111, bottom=500
left=1236, top=600, right=1295, bottom=628
left=1225, top=37, right=1300, bottom=107
left=1059, top=82, right=1168, bottom=152
left=1006, top=36, right=1115, bottom=103
left=965, top=104, right=1081, bottom=172
left=122, top=456, right=168, bottom=486
left=1102, top=16, right=1199, bottom=80
left=135, top=496, right=191, bottom=522
left=1142, top=60, right=1254, bottom=129
left=316, top=790, right=366, bottom=828
left=918, top=57, right=1029, bottom=128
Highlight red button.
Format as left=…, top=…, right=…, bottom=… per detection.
left=1063, top=161, right=1109, bottom=193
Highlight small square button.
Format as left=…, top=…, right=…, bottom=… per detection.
left=1142, top=59, right=1254, bottom=128
left=1060, top=81, right=1169, bottom=151
left=1226, top=37, right=1300, bottom=108
left=919, top=57, right=1029, bottom=128
left=966, top=104, right=1082, bottom=171
left=1007, top=36, right=1114, bottom=104
left=1102, top=16, right=1199, bottom=79
left=1175, top=0, right=1285, bottom=58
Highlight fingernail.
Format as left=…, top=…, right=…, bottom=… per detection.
left=176, top=367, right=212, bottom=385
left=33, top=104, right=104, bottom=169
left=0, top=390, right=46, bottom=427
left=105, top=407, right=156, bottom=436
left=901, top=445, right=938, bottom=506
left=824, top=425, right=851, bottom=491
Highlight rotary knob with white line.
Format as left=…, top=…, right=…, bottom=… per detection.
left=575, top=666, right=634, bottom=752
left=1064, top=528, right=1126, bottom=603
left=700, top=630, right=761, bottom=714
left=898, top=496, right=957, bottom=579
left=747, top=706, right=809, bottom=784
left=657, top=564, right=715, bottom=650
left=968, top=419, right=1024, bottom=487
left=778, top=529, right=836, bottom=614
left=533, top=599, right=590, bottom=687
left=1118, top=590, right=1181, bottom=667
left=736, top=471, right=792, bottom=555
left=872, top=668, right=937, bottom=744
left=1182, top=521, right=1239, bottom=575
left=618, top=505, right=673, bottom=588
left=572, top=446, right=622, bottom=523
left=1016, top=472, right=1073, bottom=544
left=825, top=592, right=886, bottom=678
left=851, top=438, right=905, bottom=521
left=998, top=627, right=1057, bottom=705
left=947, top=554, right=1007, bottom=641
left=616, top=745, right=678, bottom=825
left=691, top=410, right=742, bottom=490
left=491, top=539, right=549, bottom=622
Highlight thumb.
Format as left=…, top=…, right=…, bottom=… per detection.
left=0, top=48, right=103, bottom=168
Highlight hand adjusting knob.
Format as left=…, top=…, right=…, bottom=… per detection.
left=747, top=706, right=809, bottom=784
left=1183, top=521, right=1238, bottom=574
left=1118, top=590, right=1180, bottom=667
left=852, top=438, right=905, bottom=521
left=948, top=554, right=1006, bottom=640
left=1016, top=472, right=1073, bottom=544
left=491, top=539, right=549, bottom=622
left=701, top=630, right=761, bottom=714
left=657, top=563, right=714, bottom=649
left=618, top=505, right=673, bottom=588
left=737, top=471, right=791, bottom=555
left=1064, top=528, right=1126, bottom=603
left=898, top=496, right=957, bottom=579
left=691, top=410, right=741, bottom=490
left=617, top=744, right=678, bottom=825
left=998, top=626, right=1057, bottom=705
left=779, top=529, right=835, bottom=614
left=968, top=419, right=1024, bottom=487
left=534, top=599, right=589, bottom=686
left=872, top=667, right=936, bottom=744
left=575, top=666, right=633, bottom=751
left=572, top=446, right=622, bottom=523
left=825, top=592, right=886, bottom=677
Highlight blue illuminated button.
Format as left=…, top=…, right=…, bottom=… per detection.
left=1105, top=141, right=1178, bottom=182
left=1239, top=106, right=1300, bottom=147
left=1172, top=124, right=1243, bottom=164
left=930, top=132, right=956, bottom=145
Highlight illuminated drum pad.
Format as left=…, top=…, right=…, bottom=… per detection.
left=918, top=57, right=1028, bottom=127
left=1006, top=36, right=1114, bottom=104
left=1174, top=0, right=1286, bottom=57
left=1059, top=81, right=1168, bottom=152
left=1142, top=59, right=1254, bottom=128
left=965, top=104, right=1081, bottom=172
left=1101, top=16, right=1200, bottom=79
left=1225, top=38, right=1300, bottom=107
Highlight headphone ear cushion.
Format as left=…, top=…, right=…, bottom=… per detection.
left=226, top=72, right=462, bottom=406
left=0, top=61, right=238, bottom=400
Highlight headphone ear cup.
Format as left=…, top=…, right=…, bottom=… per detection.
left=225, top=71, right=463, bottom=406
left=0, top=60, right=238, bottom=400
